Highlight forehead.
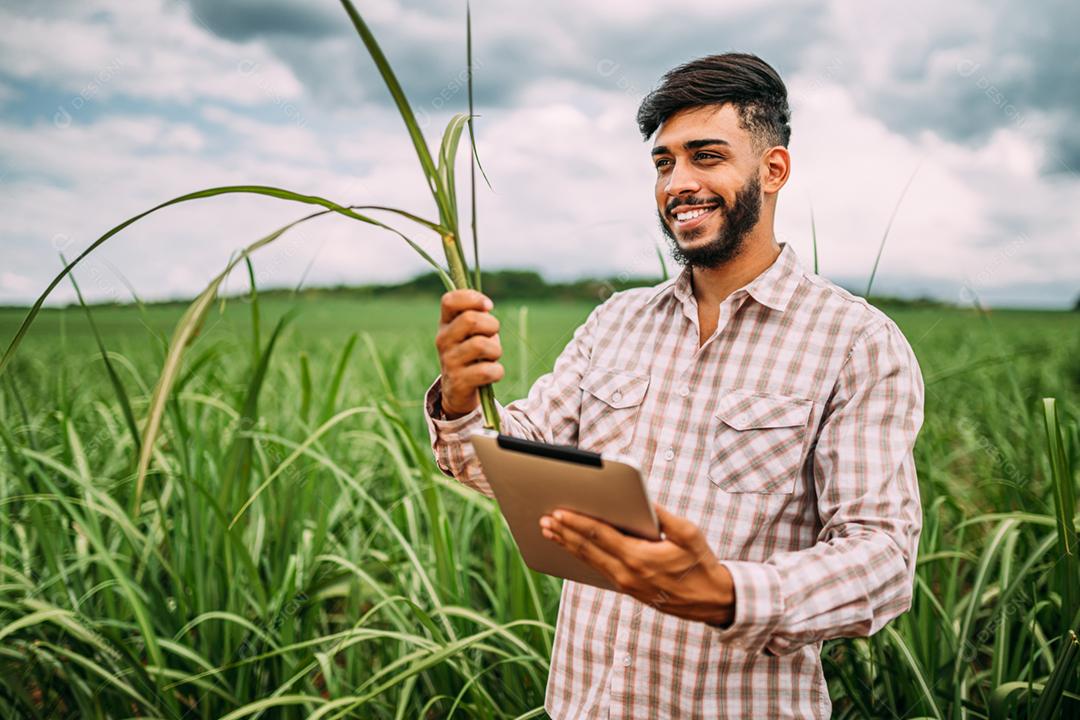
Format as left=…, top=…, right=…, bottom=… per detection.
left=652, top=104, right=749, bottom=150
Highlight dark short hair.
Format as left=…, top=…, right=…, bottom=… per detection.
left=636, top=53, right=791, bottom=151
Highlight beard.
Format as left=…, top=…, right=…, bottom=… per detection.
left=657, top=172, right=762, bottom=269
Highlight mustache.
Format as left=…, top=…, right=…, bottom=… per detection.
left=666, top=196, right=725, bottom=214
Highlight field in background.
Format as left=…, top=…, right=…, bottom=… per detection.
left=1, top=293, right=1077, bottom=718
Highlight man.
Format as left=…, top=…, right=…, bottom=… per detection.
left=424, top=53, right=924, bottom=719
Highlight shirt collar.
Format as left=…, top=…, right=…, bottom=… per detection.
left=645, top=242, right=803, bottom=312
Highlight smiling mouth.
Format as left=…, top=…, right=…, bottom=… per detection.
left=671, top=205, right=719, bottom=229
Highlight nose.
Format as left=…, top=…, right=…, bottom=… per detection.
left=664, top=158, right=702, bottom=199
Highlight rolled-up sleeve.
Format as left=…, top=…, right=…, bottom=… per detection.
left=709, top=320, right=924, bottom=655
left=423, top=304, right=603, bottom=499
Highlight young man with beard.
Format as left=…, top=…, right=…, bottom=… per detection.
left=424, top=53, right=924, bottom=719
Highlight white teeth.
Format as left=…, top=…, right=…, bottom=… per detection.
left=675, top=207, right=714, bottom=222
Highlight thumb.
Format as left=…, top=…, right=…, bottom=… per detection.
left=654, top=503, right=705, bottom=549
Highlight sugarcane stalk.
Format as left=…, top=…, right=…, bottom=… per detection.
left=443, top=232, right=501, bottom=432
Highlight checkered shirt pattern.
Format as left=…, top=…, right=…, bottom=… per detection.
left=423, top=243, right=925, bottom=719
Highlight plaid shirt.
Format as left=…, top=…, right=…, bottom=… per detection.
left=423, top=243, right=924, bottom=719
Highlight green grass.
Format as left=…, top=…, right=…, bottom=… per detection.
left=0, top=294, right=1077, bottom=718
left=8, top=0, right=1076, bottom=714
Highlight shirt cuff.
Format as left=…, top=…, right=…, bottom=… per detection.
left=423, top=375, right=485, bottom=476
left=706, top=560, right=784, bottom=655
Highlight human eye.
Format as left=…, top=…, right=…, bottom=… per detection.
left=654, top=157, right=671, bottom=169
left=695, top=151, right=723, bottom=161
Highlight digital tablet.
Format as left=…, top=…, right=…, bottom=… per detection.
left=468, top=429, right=662, bottom=591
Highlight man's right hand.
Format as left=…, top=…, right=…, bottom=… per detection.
left=434, top=289, right=505, bottom=419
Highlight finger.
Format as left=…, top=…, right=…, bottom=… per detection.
left=552, top=509, right=637, bottom=558
left=453, top=362, right=505, bottom=387
left=439, top=311, right=500, bottom=350
left=653, top=504, right=707, bottom=551
left=440, top=290, right=493, bottom=324
left=544, top=519, right=628, bottom=584
left=445, top=334, right=502, bottom=367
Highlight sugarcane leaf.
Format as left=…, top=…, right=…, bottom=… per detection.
left=866, top=162, right=919, bottom=297
left=319, top=333, right=359, bottom=423
left=245, top=257, right=262, bottom=361
left=0, top=185, right=438, bottom=377
left=64, top=259, right=142, bottom=457
left=884, top=626, right=943, bottom=719
left=1042, top=398, right=1079, bottom=634
left=218, top=695, right=326, bottom=720
left=133, top=211, right=330, bottom=510
left=654, top=241, right=669, bottom=282
left=299, top=352, right=313, bottom=423
left=377, top=226, right=454, bottom=291
left=222, top=309, right=296, bottom=500
left=467, top=2, right=483, bottom=290
left=1031, top=629, right=1078, bottom=720
left=229, top=406, right=374, bottom=529
left=348, top=205, right=445, bottom=233
left=438, top=113, right=471, bottom=223
left=338, top=0, right=451, bottom=224
left=466, top=2, right=492, bottom=195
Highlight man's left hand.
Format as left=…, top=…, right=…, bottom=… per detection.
left=539, top=504, right=735, bottom=627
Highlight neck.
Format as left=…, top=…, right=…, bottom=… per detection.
left=689, top=232, right=782, bottom=309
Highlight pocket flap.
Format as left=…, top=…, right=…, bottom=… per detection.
left=714, top=389, right=812, bottom=430
left=579, top=367, right=650, bottom=409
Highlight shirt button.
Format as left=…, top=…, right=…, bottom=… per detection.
left=678, top=386, right=690, bottom=398
left=623, top=654, right=632, bottom=667
left=611, top=391, right=622, bottom=403
left=663, top=447, right=675, bottom=461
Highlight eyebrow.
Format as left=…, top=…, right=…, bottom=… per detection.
left=650, top=138, right=731, bottom=157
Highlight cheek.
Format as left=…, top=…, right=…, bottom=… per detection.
left=710, top=176, right=744, bottom=205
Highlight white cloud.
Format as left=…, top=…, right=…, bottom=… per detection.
left=0, top=0, right=303, bottom=106
left=781, top=74, right=1079, bottom=296
left=201, top=106, right=324, bottom=162
left=0, top=0, right=1076, bottom=309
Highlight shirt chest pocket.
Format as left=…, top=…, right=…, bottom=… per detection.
left=578, top=366, right=650, bottom=454
left=709, top=389, right=814, bottom=494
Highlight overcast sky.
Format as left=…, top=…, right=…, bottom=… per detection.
left=0, top=0, right=1077, bottom=308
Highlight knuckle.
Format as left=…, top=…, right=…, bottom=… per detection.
left=612, top=570, right=634, bottom=591
left=449, top=290, right=470, bottom=309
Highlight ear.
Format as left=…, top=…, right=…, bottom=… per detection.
left=760, top=145, right=791, bottom=194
